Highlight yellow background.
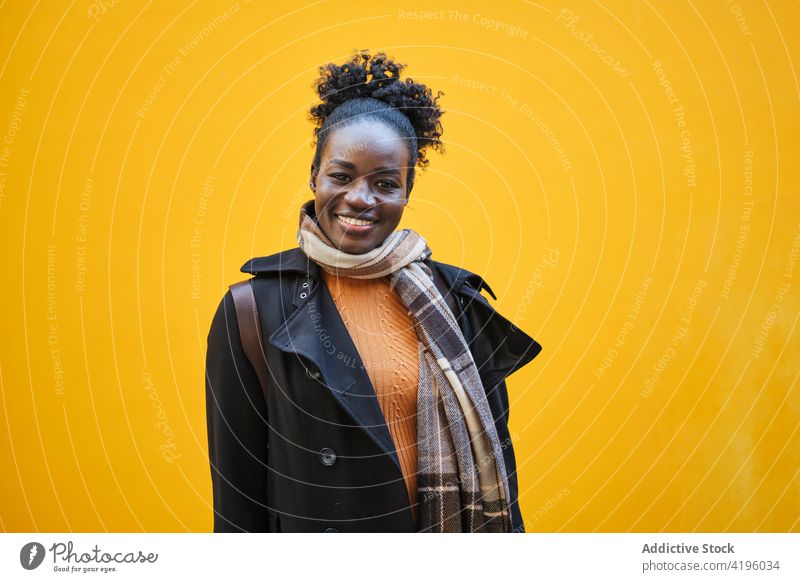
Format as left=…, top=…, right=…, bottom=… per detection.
left=1, top=0, right=798, bottom=532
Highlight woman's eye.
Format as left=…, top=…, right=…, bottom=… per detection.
left=377, top=180, right=398, bottom=190
left=330, top=174, right=350, bottom=183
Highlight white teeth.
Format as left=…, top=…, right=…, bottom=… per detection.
left=336, top=214, right=376, bottom=227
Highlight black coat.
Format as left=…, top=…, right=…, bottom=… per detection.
left=205, top=247, right=542, bottom=532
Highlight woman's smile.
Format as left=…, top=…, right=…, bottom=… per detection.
left=335, top=213, right=379, bottom=233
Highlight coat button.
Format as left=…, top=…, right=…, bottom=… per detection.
left=323, top=527, right=339, bottom=533
left=305, top=366, right=321, bottom=380
left=319, top=447, right=337, bottom=466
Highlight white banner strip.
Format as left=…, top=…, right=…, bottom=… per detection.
left=1, top=533, right=797, bottom=581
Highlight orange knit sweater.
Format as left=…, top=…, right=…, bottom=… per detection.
left=321, top=270, right=420, bottom=527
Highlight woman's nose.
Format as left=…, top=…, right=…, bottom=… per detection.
left=342, top=177, right=374, bottom=206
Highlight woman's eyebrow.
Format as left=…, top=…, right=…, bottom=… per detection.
left=329, top=159, right=401, bottom=176
left=329, top=158, right=355, bottom=169
left=373, top=167, right=401, bottom=175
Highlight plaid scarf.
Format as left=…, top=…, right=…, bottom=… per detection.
left=297, top=200, right=513, bottom=532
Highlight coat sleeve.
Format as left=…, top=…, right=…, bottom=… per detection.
left=205, top=289, right=270, bottom=532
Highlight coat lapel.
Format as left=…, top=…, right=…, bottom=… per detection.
left=264, top=256, right=402, bottom=474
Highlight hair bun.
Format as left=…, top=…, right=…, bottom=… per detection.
left=309, top=49, right=444, bottom=172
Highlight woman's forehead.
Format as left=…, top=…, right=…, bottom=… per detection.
left=322, top=121, right=408, bottom=164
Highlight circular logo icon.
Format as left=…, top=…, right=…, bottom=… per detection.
left=20, top=542, right=46, bottom=570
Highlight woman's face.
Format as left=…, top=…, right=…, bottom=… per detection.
left=311, top=120, right=410, bottom=254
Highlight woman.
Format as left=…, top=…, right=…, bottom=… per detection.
left=205, top=50, right=542, bottom=533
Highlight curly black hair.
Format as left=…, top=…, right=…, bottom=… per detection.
left=308, top=49, right=445, bottom=192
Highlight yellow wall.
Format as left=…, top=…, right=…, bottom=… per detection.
left=0, top=0, right=798, bottom=532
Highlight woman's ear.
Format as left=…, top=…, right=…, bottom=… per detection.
left=309, top=164, right=317, bottom=193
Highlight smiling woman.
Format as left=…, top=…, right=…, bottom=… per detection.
left=204, top=49, right=542, bottom=533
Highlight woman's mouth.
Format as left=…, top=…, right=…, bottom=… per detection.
left=335, top=213, right=378, bottom=234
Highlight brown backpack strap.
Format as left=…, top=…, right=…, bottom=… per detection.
left=229, top=279, right=269, bottom=394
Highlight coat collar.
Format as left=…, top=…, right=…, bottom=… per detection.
left=240, top=246, right=317, bottom=277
